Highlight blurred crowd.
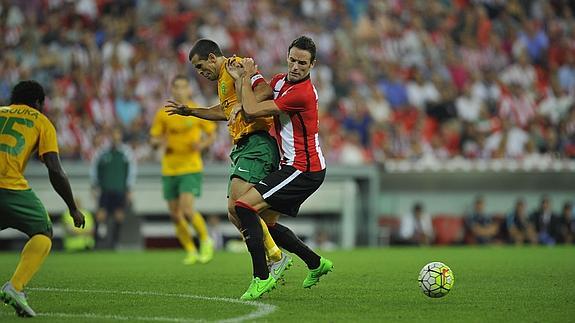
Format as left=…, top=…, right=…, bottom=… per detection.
left=393, top=196, right=574, bottom=246
left=1, top=0, right=575, bottom=165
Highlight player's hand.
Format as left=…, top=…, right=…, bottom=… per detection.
left=69, top=209, right=86, bottom=229
left=241, top=58, right=258, bottom=78
left=165, top=100, right=193, bottom=116
left=227, top=103, right=243, bottom=126
left=226, top=57, right=245, bottom=80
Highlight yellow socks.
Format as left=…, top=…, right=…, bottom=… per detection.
left=260, top=218, right=282, bottom=262
left=190, top=211, right=209, bottom=242
left=11, top=234, right=52, bottom=291
left=175, top=219, right=196, bottom=253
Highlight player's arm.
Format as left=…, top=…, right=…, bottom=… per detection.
left=229, top=84, right=275, bottom=123
left=165, top=102, right=227, bottom=121
left=149, top=111, right=166, bottom=150
left=240, top=76, right=280, bottom=117
left=228, top=60, right=273, bottom=123
left=254, top=81, right=273, bottom=102
left=228, top=59, right=273, bottom=103
left=239, top=58, right=294, bottom=117
left=43, top=152, right=85, bottom=228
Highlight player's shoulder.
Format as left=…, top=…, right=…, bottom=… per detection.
left=153, top=105, right=169, bottom=118
left=223, top=56, right=243, bottom=75
left=299, top=77, right=316, bottom=93
left=291, top=78, right=317, bottom=104
left=228, top=55, right=243, bottom=63
left=270, top=73, right=287, bottom=86
left=35, top=110, right=52, bottom=124
left=272, top=73, right=286, bottom=81
left=13, top=105, right=54, bottom=128
left=35, top=113, right=57, bottom=137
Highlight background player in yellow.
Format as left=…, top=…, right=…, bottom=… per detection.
left=0, top=80, right=85, bottom=317
left=165, top=39, right=292, bottom=289
left=150, top=75, right=217, bottom=264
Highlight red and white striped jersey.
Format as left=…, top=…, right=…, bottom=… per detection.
left=270, top=73, right=326, bottom=172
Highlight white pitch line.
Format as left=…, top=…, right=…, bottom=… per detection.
left=33, top=312, right=200, bottom=322
left=23, top=287, right=277, bottom=323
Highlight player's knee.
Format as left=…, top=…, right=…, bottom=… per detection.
left=259, top=209, right=279, bottom=224
left=169, top=213, right=184, bottom=223
left=265, top=220, right=277, bottom=227
left=227, top=212, right=241, bottom=227
left=182, top=206, right=194, bottom=216
left=34, top=229, right=53, bottom=239
left=234, top=199, right=257, bottom=212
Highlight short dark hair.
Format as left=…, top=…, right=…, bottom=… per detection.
left=189, top=39, right=223, bottom=61
left=288, top=36, right=316, bottom=63
left=171, top=74, right=189, bottom=85
left=10, top=80, right=45, bottom=109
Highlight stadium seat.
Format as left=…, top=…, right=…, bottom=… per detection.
left=432, top=215, right=464, bottom=245
left=378, top=216, right=400, bottom=246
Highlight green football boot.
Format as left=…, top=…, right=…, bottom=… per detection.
left=240, top=276, right=277, bottom=300
left=0, top=282, right=36, bottom=317
left=268, top=253, right=293, bottom=284
left=182, top=252, right=199, bottom=265
left=199, top=238, right=214, bottom=264
left=303, top=257, right=334, bottom=289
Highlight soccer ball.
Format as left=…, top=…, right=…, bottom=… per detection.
left=418, top=261, right=454, bottom=298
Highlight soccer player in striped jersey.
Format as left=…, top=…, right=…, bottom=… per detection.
left=0, top=81, right=85, bottom=317
left=228, top=36, right=333, bottom=300
left=165, top=39, right=291, bottom=291
left=150, top=75, right=217, bottom=264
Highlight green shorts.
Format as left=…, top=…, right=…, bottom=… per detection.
left=162, top=172, right=203, bottom=200
left=0, top=188, right=52, bottom=237
left=228, top=131, right=280, bottom=194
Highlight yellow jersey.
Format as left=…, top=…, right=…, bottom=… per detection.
left=218, top=57, right=273, bottom=143
left=150, top=100, right=216, bottom=176
left=0, top=104, right=59, bottom=190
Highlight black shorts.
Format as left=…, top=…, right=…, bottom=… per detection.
left=98, top=191, right=127, bottom=213
left=254, top=165, right=326, bottom=217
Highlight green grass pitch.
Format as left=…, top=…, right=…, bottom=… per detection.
left=1, top=247, right=574, bottom=322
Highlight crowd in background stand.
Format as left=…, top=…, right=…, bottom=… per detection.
left=1, top=0, right=575, bottom=165
left=396, top=196, right=574, bottom=246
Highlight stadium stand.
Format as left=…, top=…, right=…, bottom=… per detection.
left=1, top=0, right=574, bottom=167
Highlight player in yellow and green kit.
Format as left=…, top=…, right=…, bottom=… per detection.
left=0, top=81, right=85, bottom=317
left=166, top=39, right=292, bottom=298
left=151, top=75, right=217, bottom=264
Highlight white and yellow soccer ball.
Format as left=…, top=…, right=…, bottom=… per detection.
left=418, top=261, right=455, bottom=298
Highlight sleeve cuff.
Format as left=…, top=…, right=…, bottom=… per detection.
left=250, top=74, right=264, bottom=88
